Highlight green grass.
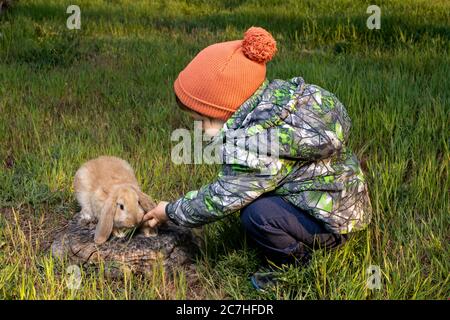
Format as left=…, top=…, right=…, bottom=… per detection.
left=0, top=0, right=449, bottom=299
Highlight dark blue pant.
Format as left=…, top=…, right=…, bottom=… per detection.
left=240, top=196, right=348, bottom=265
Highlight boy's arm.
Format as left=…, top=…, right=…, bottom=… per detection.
left=165, top=161, right=293, bottom=227
left=166, top=84, right=350, bottom=227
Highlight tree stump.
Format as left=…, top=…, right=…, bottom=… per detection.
left=51, top=213, right=201, bottom=279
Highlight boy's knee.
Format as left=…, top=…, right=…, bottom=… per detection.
left=240, top=198, right=272, bottom=231
left=240, top=204, right=258, bottom=232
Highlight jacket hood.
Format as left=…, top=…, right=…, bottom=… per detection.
left=213, top=77, right=351, bottom=174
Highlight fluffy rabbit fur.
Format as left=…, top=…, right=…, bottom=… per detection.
left=74, top=156, right=157, bottom=244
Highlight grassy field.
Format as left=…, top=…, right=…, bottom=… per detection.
left=0, top=0, right=449, bottom=299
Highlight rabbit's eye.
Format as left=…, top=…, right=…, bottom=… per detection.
left=119, top=204, right=124, bottom=210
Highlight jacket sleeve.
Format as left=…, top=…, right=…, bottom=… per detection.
left=165, top=160, right=293, bottom=227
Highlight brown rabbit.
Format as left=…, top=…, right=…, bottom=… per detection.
left=74, top=156, right=157, bottom=244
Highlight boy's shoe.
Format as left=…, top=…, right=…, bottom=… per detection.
left=250, top=269, right=277, bottom=292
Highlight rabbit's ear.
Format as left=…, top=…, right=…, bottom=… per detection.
left=94, top=194, right=116, bottom=244
left=132, top=187, right=156, bottom=212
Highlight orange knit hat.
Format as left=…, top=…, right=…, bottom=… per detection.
left=174, top=27, right=277, bottom=121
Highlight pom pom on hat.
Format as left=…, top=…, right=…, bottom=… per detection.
left=242, top=26, right=277, bottom=64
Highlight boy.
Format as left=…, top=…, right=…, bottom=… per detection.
left=144, top=27, right=372, bottom=290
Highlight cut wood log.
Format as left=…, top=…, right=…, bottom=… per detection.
left=51, top=213, right=200, bottom=278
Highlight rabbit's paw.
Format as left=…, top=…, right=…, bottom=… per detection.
left=112, top=229, right=127, bottom=238
left=79, top=210, right=94, bottom=225
left=141, top=226, right=158, bottom=237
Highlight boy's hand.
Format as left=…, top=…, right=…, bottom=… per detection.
left=143, top=201, right=169, bottom=228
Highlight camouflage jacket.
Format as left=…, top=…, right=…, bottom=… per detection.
left=166, top=77, right=372, bottom=234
